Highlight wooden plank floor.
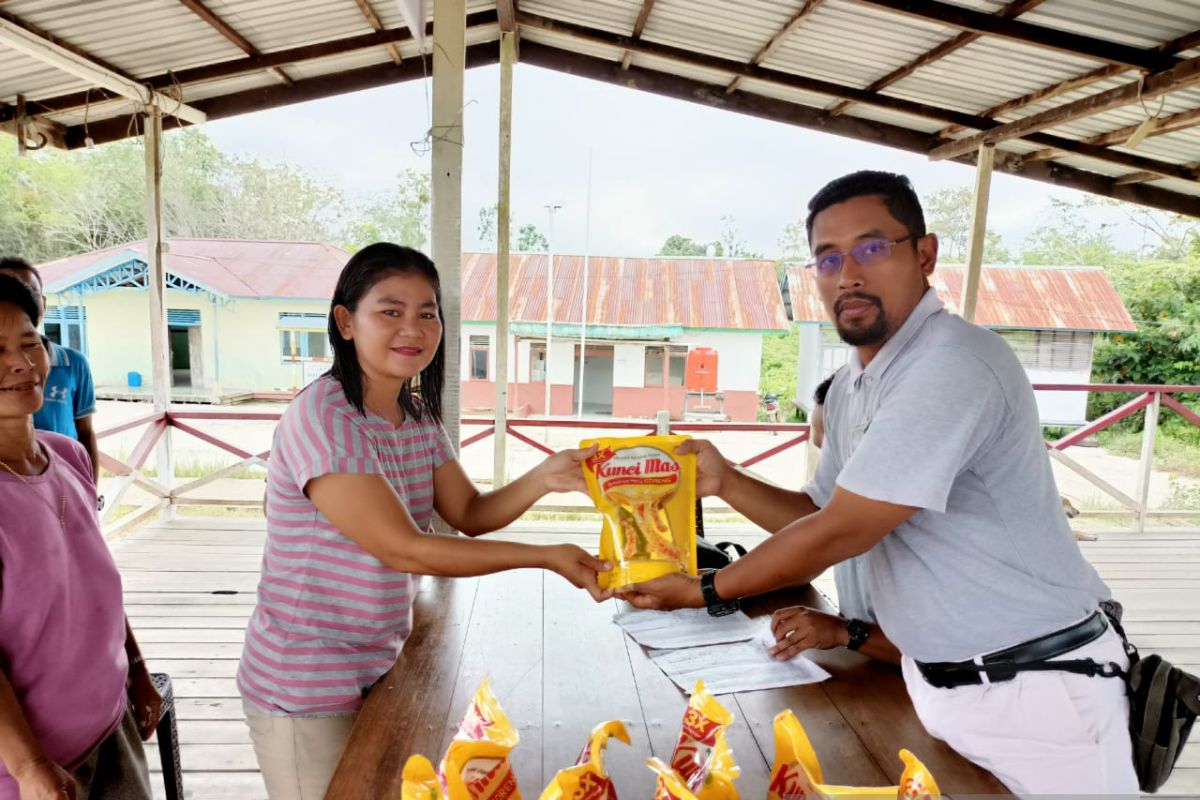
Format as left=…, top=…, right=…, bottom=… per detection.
left=111, top=518, right=1200, bottom=799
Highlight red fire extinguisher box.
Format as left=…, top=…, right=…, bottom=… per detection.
left=685, top=347, right=718, bottom=393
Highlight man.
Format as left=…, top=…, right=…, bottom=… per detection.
left=0, top=258, right=100, bottom=483
left=621, top=171, right=1135, bottom=795
left=771, top=372, right=902, bottom=666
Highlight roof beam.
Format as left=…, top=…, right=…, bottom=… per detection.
left=850, top=0, right=1180, bottom=72
left=2, top=10, right=498, bottom=124
left=517, top=11, right=1200, bottom=184
left=516, top=40, right=1200, bottom=217
left=929, top=54, right=1200, bottom=161
left=65, top=40, right=499, bottom=148
left=1114, top=161, right=1199, bottom=186
left=1023, top=106, right=1200, bottom=163
left=352, top=0, right=404, bottom=64
left=177, top=0, right=293, bottom=85
left=827, top=0, right=1046, bottom=116
left=0, top=10, right=206, bottom=125
left=725, top=0, right=824, bottom=93
left=620, top=0, right=656, bottom=70
left=497, top=0, right=518, bottom=34
left=934, top=26, right=1200, bottom=141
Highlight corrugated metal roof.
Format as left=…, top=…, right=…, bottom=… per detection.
left=463, top=253, right=790, bottom=331
left=2, top=0, right=1199, bottom=210
left=785, top=264, right=1137, bottom=332
left=36, top=238, right=351, bottom=299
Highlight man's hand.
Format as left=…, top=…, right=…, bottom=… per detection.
left=768, top=606, right=849, bottom=660
left=616, top=573, right=705, bottom=610
left=534, top=444, right=598, bottom=495
left=126, top=662, right=163, bottom=741
left=544, top=544, right=613, bottom=602
left=14, top=757, right=76, bottom=799
left=673, top=439, right=730, bottom=498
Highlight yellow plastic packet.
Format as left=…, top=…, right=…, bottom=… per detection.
left=402, top=755, right=444, bottom=800
left=767, top=710, right=942, bottom=800
left=581, top=435, right=697, bottom=590
left=648, top=758, right=700, bottom=800
left=439, top=679, right=522, bottom=800
left=538, top=720, right=630, bottom=800
left=696, top=732, right=740, bottom=800
left=670, top=681, right=735, bottom=796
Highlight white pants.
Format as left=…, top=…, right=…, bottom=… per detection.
left=902, top=624, right=1139, bottom=797
left=242, top=699, right=358, bottom=800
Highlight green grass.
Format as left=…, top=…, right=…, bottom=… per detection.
left=1095, top=429, right=1200, bottom=480
left=102, top=452, right=267, bottom=480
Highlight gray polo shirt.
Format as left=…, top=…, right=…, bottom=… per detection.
left=803, top=288, right=1110, bottom=663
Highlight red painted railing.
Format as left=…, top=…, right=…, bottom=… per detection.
left=95, top=383, right=1200, bottom=535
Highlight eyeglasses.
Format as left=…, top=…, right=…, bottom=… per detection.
left=805, top=234, right=920, bottom=277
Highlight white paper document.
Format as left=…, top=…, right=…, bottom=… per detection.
left=613, top=607, right=762, bottom=649
left=648, top=640, right=832, bottom=694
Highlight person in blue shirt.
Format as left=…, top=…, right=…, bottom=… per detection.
left=0, top=258, right=100, bottom=483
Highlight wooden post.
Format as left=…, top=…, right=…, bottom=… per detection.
left=493, top=30, right=514, bottom=488
left=961, top=143, right=994, bottom=324
left=143, top=108, right=174, bottom=517
left=432, top=0, right=465, bottom=456
left=1134, top=392, right=1161, bottom=533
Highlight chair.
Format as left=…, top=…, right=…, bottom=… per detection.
left=151, top=673, right=184, bottom=800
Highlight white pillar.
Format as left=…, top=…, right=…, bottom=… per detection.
left=961, top=143, right=994, bottom=324
left=432, top=0, right=465, bottom=452
left=1134, top=392, right=1160, bottom=533
left=543, top=204, right=560, bottom=418
left=143, top=108, right=174, bottom=517
left=493, top=30, right=514, bottom=488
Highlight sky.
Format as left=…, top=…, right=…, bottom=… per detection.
left=200, top=61, right=1138, bottom=260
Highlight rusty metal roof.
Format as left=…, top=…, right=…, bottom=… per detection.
left=2, top=0, right=1199, bottom=219
left=36, top=238, right=351, bottom=299
left=463, top=253, right=790, bottom=331
left=785, top=263, right=1137, bottom=332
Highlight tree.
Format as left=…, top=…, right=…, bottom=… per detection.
left=1020, top=198, right=1125, bottom=266
left=923, top=186, right=1012, bottom=263
left=341, top=168, right=430, bottom=251
left=777, top=219, right=809, bottom=262
left=718, top=215, right=761, bottom=258
left=657, top=234, right=710, bottom=256
left=516, top=223, right=548, bottom=252
left=477, top=204, right=498, bottom=245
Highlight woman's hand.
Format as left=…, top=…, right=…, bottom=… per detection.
left=544, top=544, right=612, bottom=602
left=126, top=662, right=163, bottom=741
left=533, top=444, right=598, bottom=495
left=14, top=757, right=76, bottom=799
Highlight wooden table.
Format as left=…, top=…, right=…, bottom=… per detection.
left=326, top=570, right=1009, bottom=798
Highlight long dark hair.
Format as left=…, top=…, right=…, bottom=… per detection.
left=327, top=243, right=445, bottom=424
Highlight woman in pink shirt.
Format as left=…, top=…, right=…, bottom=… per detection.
left=0, top=273, right=162, bottom=800
left=238, top=244, right=610, bottom=799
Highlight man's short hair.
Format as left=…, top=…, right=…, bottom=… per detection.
left=0, top=257, right=41, bottom=287
left=805, top=171, right=926, bottom=242
left=813, top=373, right=836, bottom=406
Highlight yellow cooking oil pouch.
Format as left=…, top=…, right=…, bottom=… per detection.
left=648, top=759, right=700, bottom=800
left=695, top=732, right=739, bottom=800
left=767, top=710, right=941, bottom=800
left=402, top=755, right=444, bottom=800
left=670, top=681, right=734, bottom=796
left=538, top=720, right=630, bottom=800
left=439, top=679, right=522, bottom=800
left=581, top=435, right=697, bottom=590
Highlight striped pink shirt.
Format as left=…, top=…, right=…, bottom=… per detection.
left=237, top=376, right=455, bottom=715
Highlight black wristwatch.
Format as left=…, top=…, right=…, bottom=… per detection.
left=700, top=570, right=740, bottom=617
left=846, top=618, right=870, bottom=651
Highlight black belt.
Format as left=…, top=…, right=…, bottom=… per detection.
left=916, top=611, right=1118, bottom=689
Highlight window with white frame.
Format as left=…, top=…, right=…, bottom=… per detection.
left=1000, top=330, right=1093, bottom=372
left=469, top=335, right=489, bottom=380
left=279, top=313, right=330, bottom=363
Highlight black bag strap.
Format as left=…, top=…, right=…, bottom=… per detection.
left=970, top=658, right=1126, bottom=684
left=695, top=498, right=705, bottom=539
left=714, top=541, right=748, bottom=559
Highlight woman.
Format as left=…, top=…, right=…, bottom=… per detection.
left=237, top=244, right=609, bottom=799
left=0, top=273, right=161, bottom=800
